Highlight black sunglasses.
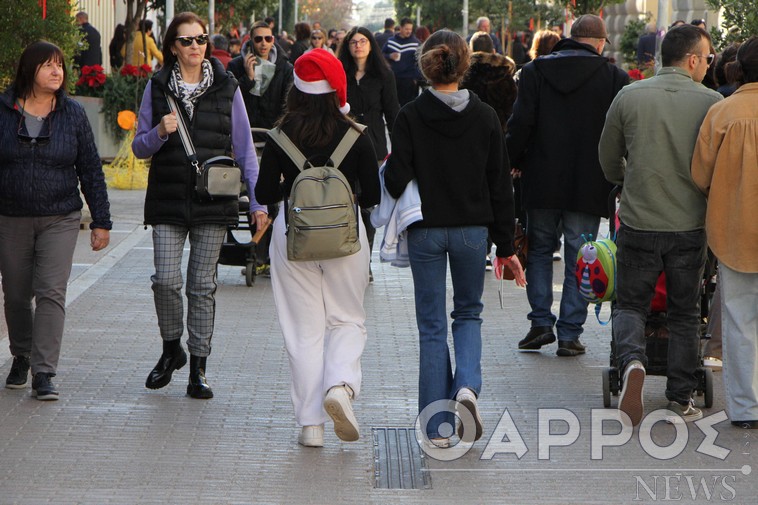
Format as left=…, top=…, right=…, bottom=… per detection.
left=176, top=34, right=209, bottom=47
left=17, top=114, right=51, bottom=147
left=253, top=35, right=275, bottom=43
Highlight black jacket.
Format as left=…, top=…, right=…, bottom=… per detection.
left=345, top=70, right=399, bottom=160
left=75, top=22, right=102, bottom=67
left=144, top=59, right=239, bottom=226
left=506, top=38, right=629, bottom=217
left=227, top=45, right=294, bottom=130
left=385, top=90, right=515, bottom=257
left=0, top=88, right=111, bottom=229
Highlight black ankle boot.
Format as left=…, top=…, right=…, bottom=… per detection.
left=187, top=355, right=213, bottom=399
left=145, top=340, right=187, bottom=390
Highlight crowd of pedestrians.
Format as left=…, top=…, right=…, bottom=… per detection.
left=2, top=12, right=757, bottom=456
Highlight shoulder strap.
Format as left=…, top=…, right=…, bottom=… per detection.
left=267, top=124, right=366, bottom=172
left=266, top=128, right=309, bottom=171
left=166, top=94, right=200, bottom=171
left=329, top=124, right=365, bottom=168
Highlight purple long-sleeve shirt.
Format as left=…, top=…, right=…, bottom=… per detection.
left=132, top=83, right=266, bottom=214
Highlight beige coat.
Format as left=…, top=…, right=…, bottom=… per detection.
left=692, top=82, right=758, bottom=272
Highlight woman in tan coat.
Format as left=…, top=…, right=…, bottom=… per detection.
left=691, top=36, right=758, bottom=429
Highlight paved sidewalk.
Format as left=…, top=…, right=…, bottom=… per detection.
left=0, top=189, right=755, bottom=505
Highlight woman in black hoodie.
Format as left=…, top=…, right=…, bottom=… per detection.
left=384, top=29, right=525, bottom=450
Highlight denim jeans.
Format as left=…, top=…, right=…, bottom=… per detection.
left=526, top=209, right=600, bottom=340
left=613, top=225, right=706, bottom=404
left=408, top=226, right=487, bottom=438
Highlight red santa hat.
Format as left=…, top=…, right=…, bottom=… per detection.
left=293, top=48, right=350, bottom=115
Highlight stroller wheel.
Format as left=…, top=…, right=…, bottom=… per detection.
left=704, top=368, right=714, bottom=408
left=602, top=368, right=612, bottom=408
left=245, top=262, right=255, bottom=287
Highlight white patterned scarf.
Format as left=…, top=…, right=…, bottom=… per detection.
left=167, top=59, right=214, bottom=120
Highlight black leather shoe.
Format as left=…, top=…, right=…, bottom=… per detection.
left=187, top=355, right=213, bottom=399
left=31, top=372, right=59, bottom=401
left=556, top=339, right=586, bottom=357
left=731, top=420, right=758, bottom=429
left=518, top=326, right=556, bottom=350
left=5, top=355, right=31, bottom=389
left=146, top=344, right=187, bottom=390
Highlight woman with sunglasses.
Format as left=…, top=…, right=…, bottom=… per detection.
left=306, top=29, right=334, bottom=55
left=132, top=12, right=267, bottom=399
left=336, top=27, right=400, bottom=279
left=0, top=41, right=112, bottom=400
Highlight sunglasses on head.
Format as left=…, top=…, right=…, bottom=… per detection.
left=253, top=35, right=275, bottom=43
left=176, top=34, right=209, bottom=47
left=311, top=35, right=323, bottom=40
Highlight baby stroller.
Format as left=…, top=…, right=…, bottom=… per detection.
left=217, top=128, right=272, bottom=287
left=601, top=187, right=715, bottom=408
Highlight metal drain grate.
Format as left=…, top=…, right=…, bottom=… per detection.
left=373, top=427, right=431, bottom=489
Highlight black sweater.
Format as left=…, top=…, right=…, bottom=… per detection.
left=385, top=90, right=515, bottom=257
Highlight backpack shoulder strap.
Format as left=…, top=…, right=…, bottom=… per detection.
left=329, top=124, right=366, bottom=168
left=267, top=128, right=309, bottom=172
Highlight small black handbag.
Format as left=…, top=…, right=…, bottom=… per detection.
left=166, top=94, right=241, bottom=201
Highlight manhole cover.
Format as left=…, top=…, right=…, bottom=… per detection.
left=373, top=427, right=430, bottom=489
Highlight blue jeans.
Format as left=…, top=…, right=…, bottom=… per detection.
left=613, top=225, right=706, bottom=404
left=408, top=226, right=487, bottom=438
left=526, top=209, right=600, bottom=340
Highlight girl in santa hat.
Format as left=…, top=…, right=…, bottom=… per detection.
left=255, top=49, right=381, bottom=447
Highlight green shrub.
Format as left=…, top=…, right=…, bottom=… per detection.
left=0, top=0, right=83, bottom=91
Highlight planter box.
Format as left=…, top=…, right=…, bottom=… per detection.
left=72, top=96, right=120, bottom=161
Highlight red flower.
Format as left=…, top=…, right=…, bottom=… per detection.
left=139, top=64, right=152, bottom=77
left=120, top=64, right=140, bottom=77
left=628, top=69, right=645, bottom=81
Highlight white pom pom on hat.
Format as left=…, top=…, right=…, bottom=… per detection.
left=293, top=48, right=350, bottom=115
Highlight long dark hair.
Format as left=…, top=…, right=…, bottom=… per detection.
left=13, top=41, right=67, bottom=99
left=336, top=26, right=390, bottom=80
left=162, top=12, right=212, bottom=69
left=276, top=87, right=350, bottom=148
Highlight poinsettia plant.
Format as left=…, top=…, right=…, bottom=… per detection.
left=75, top=64, right=107, bottom=97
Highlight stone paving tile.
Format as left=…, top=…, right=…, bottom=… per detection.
left=0, top=189, right=756, bottom=505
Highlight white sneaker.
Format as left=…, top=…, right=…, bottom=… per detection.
left=619, top=360, right=646, bottom=426
left=323, top=385, right=360, bottom=442
left=421, top=437, right=450, bottom=450
left=703, top=356, right=723, bottom=370
left=298, top=425, right=324, bottom=447
left=455, top=387, right=483, bottom=441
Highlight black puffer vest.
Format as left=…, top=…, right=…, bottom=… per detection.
left=145, top=59, right=239, bottom=226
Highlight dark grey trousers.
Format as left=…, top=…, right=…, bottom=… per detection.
left=0, top=212, right=81, bottom=375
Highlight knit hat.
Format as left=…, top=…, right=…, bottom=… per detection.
left=293, top=48, right=350, bottom=114
left=570, top=15, right=610, bottom=43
